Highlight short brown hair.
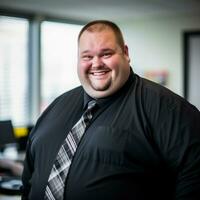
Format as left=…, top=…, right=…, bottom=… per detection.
left=78, top=20, right=125, bottom=49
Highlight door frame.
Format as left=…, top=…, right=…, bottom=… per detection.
left=183, top=30, right=200, bottom=99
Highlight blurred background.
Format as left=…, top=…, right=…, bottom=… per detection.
left=0, top=0, right=200, bottom=198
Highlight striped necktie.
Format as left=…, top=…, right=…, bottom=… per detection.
left=44, top=100, right=97, bottom=200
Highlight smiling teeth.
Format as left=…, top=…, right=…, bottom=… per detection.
left=93, top=72, right=106, bottom=75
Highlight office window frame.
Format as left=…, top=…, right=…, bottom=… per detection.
left=0, top=9, right=84, bottom=126
left=0, top=12, right=31, bottom=126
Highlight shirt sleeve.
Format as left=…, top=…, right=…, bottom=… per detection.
left=155, top=101, right=200, bottom=200
left=20, top=95, right=62, bottom=199
left=21, top=138, right=34, bottom=200
left=174, top=107, right=200, bottom=200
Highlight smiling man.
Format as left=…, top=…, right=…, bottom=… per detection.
left=77, top=22, right=130, bottom=98
left=21, top=20, right=200, bottom=200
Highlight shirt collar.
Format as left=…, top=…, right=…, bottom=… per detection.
left=83, top=67, right=135, bottom=110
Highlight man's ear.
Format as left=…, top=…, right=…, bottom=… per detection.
left=124, top=45, right=130, bottom=63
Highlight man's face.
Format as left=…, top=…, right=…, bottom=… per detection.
left=78, top=29, right=130, bottom=98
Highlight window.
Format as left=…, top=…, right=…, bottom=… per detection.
left=0, top=16, right=29, bottom=126
left=0, top=14, right=83, bottom=126
left=41, top=21, right=83, bottom=112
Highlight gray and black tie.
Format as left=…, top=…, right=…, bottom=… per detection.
left=44, top=100, right=97, bottom=200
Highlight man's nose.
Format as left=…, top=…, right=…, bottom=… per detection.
left=92, top=56, right=102, bottom=68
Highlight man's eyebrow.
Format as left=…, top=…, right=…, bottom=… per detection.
left=80, top=50, right=91, bottom=54
left=80, top=48, right=115, bottom=55
left=101, top=48, right=113, bottom=52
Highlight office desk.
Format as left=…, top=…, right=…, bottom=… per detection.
left=0, top=151, right=24, bottom=197
left=0, top=175, right=22, bottom=196
left=0, top=194, right=21, bottom=200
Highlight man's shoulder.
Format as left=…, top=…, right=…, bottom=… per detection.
left=135, top=73, right=197, bottom=112
left=135, top=74, right=180, bottom=99
left=29, top=86, right=84, bottom=139
left=46, top=85, right=84, bottom=111
left=40, top=86, right=83, bottom=118
left=59, top=85, right=83, bottom=100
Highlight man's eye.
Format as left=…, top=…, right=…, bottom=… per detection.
left=82, top=55, right=92, bottom=60
left=102, top=53, right=112, bottom=58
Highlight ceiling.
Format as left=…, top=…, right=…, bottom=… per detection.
left=0, top=0, right=200, bottom=23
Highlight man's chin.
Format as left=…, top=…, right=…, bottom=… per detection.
left=90, top=80, right=111, bottom=91
left=91, top=84, right=110, bottom=92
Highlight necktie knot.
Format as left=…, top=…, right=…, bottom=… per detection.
left=87, top=100, right=97, bottom=110
left=85, top=100, right=97, bottom=121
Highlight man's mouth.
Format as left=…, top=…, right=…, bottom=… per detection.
left=89, top=69, right=111, bottom=76
left=91, top=71, right=107, bottom=76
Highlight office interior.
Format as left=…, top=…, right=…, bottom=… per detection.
left=0, top=0, right=200, bottom=198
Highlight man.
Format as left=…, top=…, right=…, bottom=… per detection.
left=21, top=20, right=200, bottom=200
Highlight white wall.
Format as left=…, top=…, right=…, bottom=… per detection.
left=119, top=14, right=200, bottom=96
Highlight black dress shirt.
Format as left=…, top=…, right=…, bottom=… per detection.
left=21, top=68, right=200, bottom=200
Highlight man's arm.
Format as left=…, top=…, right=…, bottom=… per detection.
left=175, top=108, right=200, bottom=200
left=158, top=104, right=200, bottom=199
left=21, top=139, right=33, bottom=200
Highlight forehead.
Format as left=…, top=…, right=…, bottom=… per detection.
left=79, top=29, right=117, bottom=49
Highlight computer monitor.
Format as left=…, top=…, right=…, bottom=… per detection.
left=0, top=120, right=16, bottom=148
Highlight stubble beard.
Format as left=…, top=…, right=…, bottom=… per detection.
left=90, top=78, right=112, bottom=92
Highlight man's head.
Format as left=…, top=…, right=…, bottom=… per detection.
left=77, top=20, right=130, bottom=99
